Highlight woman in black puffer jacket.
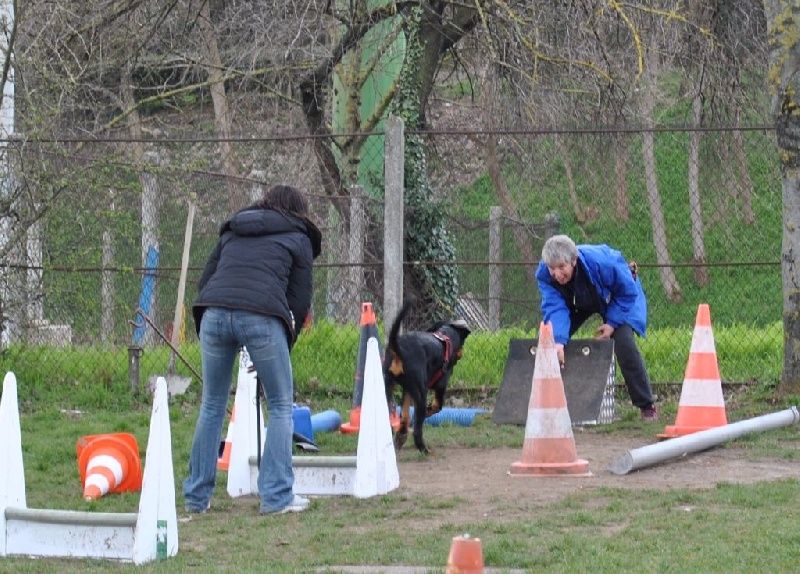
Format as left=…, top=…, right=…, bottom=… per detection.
left=183, top=184, right=321, bottom=516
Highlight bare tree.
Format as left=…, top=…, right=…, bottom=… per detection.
left=688, top=86, right=710, bottom=286
left=197, top=0, right=242, bottom=209
left=3, top=0, right=776, bottom=333
left=764, top=0, right=800, bottom=395
left=478, top=63, right=536, bottom=278
left=640, top=48, right=682, bottom=302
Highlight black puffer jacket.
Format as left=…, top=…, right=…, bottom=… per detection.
left=192, top=206, right=322, bottom=348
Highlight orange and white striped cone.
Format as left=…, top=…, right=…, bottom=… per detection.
left=446, top=534, right=484, bottom=574
left=659, top=303, right=728, bottom=438
left=342, top=302, right=400, bottom=433
left=217, top=405, right=235, bottom=470
left=509, top=322, right=591, bottom=477
left=76, top=432, right=143, bottom=501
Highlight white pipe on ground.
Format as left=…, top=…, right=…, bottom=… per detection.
left=609, top=406, right=799, bottom=475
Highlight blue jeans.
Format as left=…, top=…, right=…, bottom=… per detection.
left=182, top=307, right=296, bottom=513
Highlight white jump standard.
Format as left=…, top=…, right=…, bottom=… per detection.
left=0, top=373, right=178, bottom=564
left=226, top=338, right=399, bottom=499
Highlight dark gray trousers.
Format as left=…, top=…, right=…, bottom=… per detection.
left=568, top=312, right=655, bottom=408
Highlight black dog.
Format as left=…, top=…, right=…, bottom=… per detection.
left=384, top=299, right=471, bottom=454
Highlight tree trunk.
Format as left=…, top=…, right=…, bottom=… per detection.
left=414, top=4, right=479, bottom=127
left=732, top=101, right=755, bottom=224
left=101, top=190, right=115, bottom=342
left=479, top=64, right=536, bottom=277
left=718, top=134, right=736, bottom=223
left=198, top=2, right=241, bottom=210
left=688, top=94, right=709, bottom=286
left=614, top=134, right=630, bottom=221
left=485, top=135, right=536, bottom=278
left=641, top=50, right=682, bottom=302
left=555, top=135, right=585, bottom=223
left=765, top=0, right=800, bottom=395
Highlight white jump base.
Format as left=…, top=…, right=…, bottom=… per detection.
left=228, top=340, right=399, bottom=499
left=292, top=456, right=358, bottom=496
left=4, top=508, right=139, bottom=561
left=242, top=455, right=359, bottom=496
left=0, top=373, right=178, bottom=564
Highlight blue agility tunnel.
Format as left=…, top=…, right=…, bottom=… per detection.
left=310, top=409, right=342, bottom=433
left=395, top=406, right=486, bottom=427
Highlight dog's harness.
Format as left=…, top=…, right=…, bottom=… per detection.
left=427, top=331, right=454, bottom=389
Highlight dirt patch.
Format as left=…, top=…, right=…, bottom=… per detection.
left=394, top=429, right=800, bottom=522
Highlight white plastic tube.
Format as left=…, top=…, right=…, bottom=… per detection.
left=609, top=406, right=799, bottom=475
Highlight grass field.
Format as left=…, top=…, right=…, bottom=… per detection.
left=1, top=362, right=799, bottom=573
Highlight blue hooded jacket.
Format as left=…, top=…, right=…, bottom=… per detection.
left=535, top=243, right=647, bottom=345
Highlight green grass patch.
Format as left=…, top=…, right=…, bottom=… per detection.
left=2, top=394, right=799, bottom=572
left=0, top=319, right=784, bottom=415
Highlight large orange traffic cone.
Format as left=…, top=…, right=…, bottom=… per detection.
left=446, top=534, right=484, bottom=574
left=217, top=405, right=236, bottom=470
left=341, top=303, right=399, bottom=433
left=76, top=432, right=143, bottom=501
left=659, top=303, right=727, bottom=438
left=509, top=322, right=591, bottom=477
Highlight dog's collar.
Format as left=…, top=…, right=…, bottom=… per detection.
left=428, top=331, right=453, bottom=389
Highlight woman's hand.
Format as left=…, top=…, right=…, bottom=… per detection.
left=595, top=323, right=614, bottom=339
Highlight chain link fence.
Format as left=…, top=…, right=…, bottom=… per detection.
left=0, top=126, right=782, bottom=397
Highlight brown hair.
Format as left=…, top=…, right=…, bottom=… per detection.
left=257, top=184, right=310, bottom=218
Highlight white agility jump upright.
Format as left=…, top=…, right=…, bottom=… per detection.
left=226, top=338, right=399, bottom=498
left=0, top=373, right=178, bottom=564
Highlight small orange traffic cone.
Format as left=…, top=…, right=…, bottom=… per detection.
left=659, top=303, right=727, bottom=438
left=76, top=432, right=143, bottom=501
left=217, top=406, right=236, bottom=470
left=446, top=534, right=484, bottom=574
left=341, top=302, right=399, bottom=433
left=509, top=322, right=591, bottom=477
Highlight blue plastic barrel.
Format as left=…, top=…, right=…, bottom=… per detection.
left=292, top=405, right=314, bottom=441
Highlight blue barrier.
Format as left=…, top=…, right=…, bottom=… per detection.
left=133, top=246, right=159, bottom=345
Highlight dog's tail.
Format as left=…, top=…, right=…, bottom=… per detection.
left=386, top=298, right=414, bottom=354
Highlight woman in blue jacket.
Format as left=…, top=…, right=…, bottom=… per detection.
left=535, top=234, right=658, bottom=421
left=183, top=184, right=322, bottom=515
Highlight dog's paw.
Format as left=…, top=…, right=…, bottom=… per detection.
left=394, top=431, right=408, bottom=450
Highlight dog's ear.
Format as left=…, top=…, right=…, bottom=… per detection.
left=449, top=319, right=471, bottom=337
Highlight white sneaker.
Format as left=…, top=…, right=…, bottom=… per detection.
left=186, top=501, right=211, bottom=514
left=262, top=495, right=310, bottom=515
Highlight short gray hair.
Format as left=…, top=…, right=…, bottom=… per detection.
left=541, top=234, right=578, bottom=266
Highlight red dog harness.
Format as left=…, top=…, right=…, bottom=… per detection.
left=427, top=331, right=453, bottom=389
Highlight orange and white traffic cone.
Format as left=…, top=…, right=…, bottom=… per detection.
left=446, top=534, right=484, bottom=574
left=217, top=406, right=235, bottom=470
left=659, top=303, right=728, bottom=438
left=509, top=322, right=591, bottom=477
left=341, top=302, right=399, bottom=433
left=76, top=432, right=143, bottom=501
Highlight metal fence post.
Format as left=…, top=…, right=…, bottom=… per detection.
left=128, top=345, right=144, bottom=394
